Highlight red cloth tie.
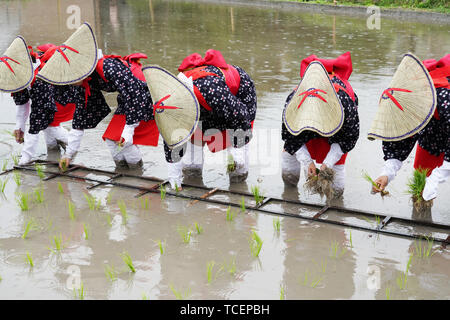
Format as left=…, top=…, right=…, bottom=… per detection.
left=381, top=88, right=412, bottom=111
left=297, top=88, right=327, bottom=109
left=0, top=56, right=20, bottom=74
left=153, top=95, right=180, bottom=115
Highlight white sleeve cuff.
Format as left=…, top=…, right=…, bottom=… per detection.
left=323, top=143, right=344, bottom=168
left=15, top=100, right=31, bottom=132
left=295, top=144, right=312, bottom=167
left=380, top=159, right=403, bottom=183
left=65, top=129, right=84, bottom=159
left=121, top=123, right=139, bottom=147
left=423, top=161, right=450, bottom=201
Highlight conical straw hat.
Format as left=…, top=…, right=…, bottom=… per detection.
left=0, top=36, right=33, bottom=93
left=283, top=61, right=344, bottom=137
left=37, top=22, right=98, bottom=85
left=142, top=65, right=200, bottom=149
left=368, top=53, right=436, bottom=141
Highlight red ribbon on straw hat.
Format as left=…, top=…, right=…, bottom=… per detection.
left=153, top=95, right=180, bottom=115
left=297, top=88, right=328, bottom=109
left=0, top=56, right=20, bottom=74
left=40, top=45, right=79, bottom=64
left=381, top=88, right=412, bottom=111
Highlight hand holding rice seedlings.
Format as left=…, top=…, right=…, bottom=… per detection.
left=104, top=264, right=118, bottom=282
left=273, top=218, right=281, bottom=233
left=227, top=154, right=236, bottom=173
left=117, top=200, right=128, bottom=224
left=60, top=159, right=67, bottom=172
left=25, top=251, right=34, bottom=267
left=249, top=230, right=263, bottom=257
left=169, top=284, right=191, bottom=300
left=407, top=168, right=433, bottom=212
left=57, top=182, right=64, bottom=194
left=396, top=254, right=413, bottom=290
left=16, top=192, right=30, bottom=211
left=34, top=163, right=45, bottom=180
left=121, top=251, right=136, bottom=273
left=22, top=217, right=39, bottom=239
left=305, top=167, right=336, bottom=199
left=226, top=206, right=236, bottom=222
left=251, top=186, right=264, bottom=205
left=177, top=225, right=192, bottom=244
left=34, top=187, right=45, bottom=204
left=13, top=171, right=21, bottom=186
left=363, top=171, right=389, bottom=196
left=194, top=222, right=203, bottom=234
left=160, top=184, right=166, bottom=200
left=0, top=177, right=8, bottom=194
left=413, top=236, right=436, bottom=259
left=65, top=200, right=76, bottom=221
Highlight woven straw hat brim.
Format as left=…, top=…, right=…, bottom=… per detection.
left=0, top=36, right=33, bottom=93
left=368, top=53, right=436, bottom=141
left=142, top=65, right=200, bottom=149
left=37, top=22, right=98, bottom=85
left=283, top=61, right=344, bottom=137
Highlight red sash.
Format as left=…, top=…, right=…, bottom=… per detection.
left=49, top=102, right=76, bottom=127
left=305, top=138, right=348, bottom=165
left=414, top=145, right=444, bottom=176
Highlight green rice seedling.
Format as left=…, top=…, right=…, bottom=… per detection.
left=84, top=193, right=100, bottom=211
left=225, top=256, right=236, bottom=276
left=121, top=251, right=136, bottom=273
left=280, top=285, right=285, bottom=300
left=83, top=223, right=89, bottom=240
left=73, top=281, right=85, bottom=300
left=52, top=234, right=64, bottom=252
left=194, top=222, right=203, bottom=234
left=396, top=254, right=413, bottom=290
left=34, top=163, right=45, bottom=180
left=206, top=261, right=215, bottom=284
left=2, top=159, right=8, bottom=171
left=67, top=200, right=75, bottom=220
left=414, top=236, right=436, bottom=259
left=106, top=191, right=114, bottom=204
left=169, top=284, right=191, bottom=300
left=117, top=200, right=128, bottom=224
left=140, top=197, right=149, bottom=209
left=34, top=187, right=45, bottom=204
left=174, top=183, right=180, bottom=193
left=310, top=276, right=324, bottom=288
left=375, top=215, right=381, bottom=226
left=251, top=185, right=264, bottom=205
left=363, top=171, right=389, bottom=196
left=0, top=177, right=8, bottom=194
left=57, top=182, right=64, bottom=194
left=105, top=214, right=112, bottom=226
left=13, top=171, right=21, bottom=186
left=349, top=230, right=353, bottom=249
left=273, top=218, right=281, bottom=233
left=157, top=240, right=165, bottom=255
left=407, top=168, right=432, bottom=211
left=227, top=154, right=236, bottom=173
left=25, top=251, right=34, bottom=267
left=22, top=218, right=39, bottom=239
left=240, top=196, right=246, bottom=213
left=226, top=206, right=236, bottom=222
left=104, top=264, right=118, bottom=282
left=142, top=293, right=149, bottom=300
left=312, top=258, right=327, bottom=274
left=249, top=230, right=263, bottom=257
left=60, top=159, right=67, bottom=172
left=160, top=184, right=166, bottom=200
left=330, top=240, right=346, bottom=258
left=11, top=153, right=19, bottom=166
left=177, top=225, right=192, bottom=244
left=386, top=287, right=391, bottom=300
left=16, top=192, right=30, bottom=211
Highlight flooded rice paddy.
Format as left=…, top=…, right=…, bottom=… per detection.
left=0, top=0, right=449, bottom=300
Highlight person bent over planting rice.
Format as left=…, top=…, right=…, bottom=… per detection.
left=0, top=37, right=83, bottom=165
left=281, top=52, right=359, bottom=199
left=368, top=53, right=450, bottom=211
left=150, top=49, right=257, bottom=189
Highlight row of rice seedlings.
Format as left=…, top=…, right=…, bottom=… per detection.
left=16, top=192, right=30, bottom=211
left=160, top=185, right=166, bottom=200
left=22, top=217, right=39, bottom=239
left=34, top=163, right=45, bottom=180
left=34, top=187, right=45, bottom=204
left=329, top=240, right=347, bottom=259
left=177, top=225, right=192, bottom=244
left=251, top=186, right=264, bottom=205
left=249, top=230, right=263, bottom=257
left=25, top=251, right=34, bottom=267
left=226, top=206, right=236, bottom=222
left=84, top=193, right=101, bottom=211
left=73, top=281, right=85, bottom=300
left=273, top=218, right=281, bottom=233
left=121, top=251, right=136, bottom=273
left=13, top=171, right=21, bottom=186
left=67, top=200, right=75, bottom=220
left=169, top=284, right=191, bottom=300
left=83, top=223, right=89, bottom=240
left=2, top=159, right=8, bottom=171
left=0, top=177, right=8, bottom=194
left=140, top=197, right=149, bottom=209
left=117, top=200, right=128, bottom=224
left=396, top=254, right=413, bottom=290
left=407, top=168, right=432, bottom=211
left=57, top=182, right=64, bottom=194
left=194, top=222, right=203, bottom=234
left=413, top=236, right=436, bottom=259
left=104, top=264, right=118, bottom=282
left=363, top=171, right=389, bottom=196
left=240, top=197, right=246, bottom=213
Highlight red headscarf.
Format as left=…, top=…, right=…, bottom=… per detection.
left=178, top=49, right=229, bottom=72
left=423, top=54, right=450, bottom=89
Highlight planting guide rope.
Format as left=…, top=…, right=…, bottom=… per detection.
left=5, top=160, right=450, bottom=246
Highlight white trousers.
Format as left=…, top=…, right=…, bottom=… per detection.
left=281, top=150, right=345, bottom=190
left=44, top=126, right=69, bottom=150
left=105, top=139, right=142, bottom=166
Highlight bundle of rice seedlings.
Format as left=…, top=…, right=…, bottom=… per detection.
left=305, top=167, right=337, bottom=199
left=407, top=168, right=432, bottom=212
left=227, top=155, right=236, bottom=173
left=363, top=171, right=389, bottom=196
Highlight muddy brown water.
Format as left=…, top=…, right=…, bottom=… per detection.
left=0, top=0, right=449, bottom=300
